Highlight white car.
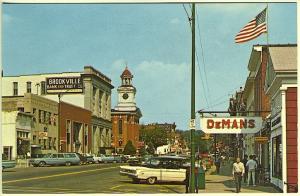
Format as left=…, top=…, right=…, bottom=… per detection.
left=120, top=156, right=187, bottom=184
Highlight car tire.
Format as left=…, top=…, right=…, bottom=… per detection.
left=147, top=177, right=157, bottom=185
left=38, top=161, right=46, bottom=167
left=65, top=162, right=71, bottom=166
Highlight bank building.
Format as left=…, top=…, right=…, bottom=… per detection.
left=2, top=66, right=114, bottom=158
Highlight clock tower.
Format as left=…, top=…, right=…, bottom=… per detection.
left=115, top=66, right=137, bottom=111
left=111, top=66, right=142, bottom=153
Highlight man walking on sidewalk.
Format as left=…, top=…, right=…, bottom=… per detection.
left=246, top=155, right=257, bottom=186
left=232, top=157, right=245, bottom=193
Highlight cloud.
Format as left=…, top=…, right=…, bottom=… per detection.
left=170, top=18, right=180, bottom=24
left=108, top=60, right=190, bottom=129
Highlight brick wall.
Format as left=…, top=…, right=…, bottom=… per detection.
left=286, top=87, right=298, bottom=193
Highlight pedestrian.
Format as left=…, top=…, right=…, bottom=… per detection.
left=195, top=162, right=199, bottom=193
left=246, top=155, right=257, bottom=186
left=252, top=155, right=259, bottom=184
left=242, top=155, right=248, bottom=183
left=232, top=157, right=245, bottom=193
left=215, top=157, right=221, bottom=174
left=185, top=165, right=190, bottom=193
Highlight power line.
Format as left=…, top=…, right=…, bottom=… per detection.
left=196, top=51, right=211, bottom=109
left=182, top=4, right=192, bottom=30
left=195, top=5, right=211, bottom=109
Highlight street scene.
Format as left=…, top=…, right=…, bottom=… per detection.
left=1, top=1, right=298, bottom=194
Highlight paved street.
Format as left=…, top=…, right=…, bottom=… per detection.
left=2, top=162, right=281, bottom=194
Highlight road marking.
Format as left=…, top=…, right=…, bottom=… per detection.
left=3, top=185, right=74, bottom=191
left=110, top=184, right=123, bottom=190
left=3, top=166, right=118, bottom=184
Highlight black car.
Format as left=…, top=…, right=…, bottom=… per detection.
left=75, top=153, right=88, bottom=165
left=128, top=157, right=142, bottom=166
left=82, top=153, right=95, bottom=164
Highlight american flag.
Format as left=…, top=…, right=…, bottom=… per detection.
left=235, top=8, right=267, bottom=43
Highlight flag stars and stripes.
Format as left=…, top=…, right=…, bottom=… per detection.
left=235, top=8, right=267, bottom=43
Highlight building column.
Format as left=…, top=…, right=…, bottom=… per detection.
left=281, top=89, right=287, bottom=193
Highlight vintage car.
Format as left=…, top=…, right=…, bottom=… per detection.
left=29, top=153, right=81, bottom=167
left=98, top=154, right=122, bottom=163
left=2, top=160, right=17, bottom=170
left=120, top=156, right=188, bottom=184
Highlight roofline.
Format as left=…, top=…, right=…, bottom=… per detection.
left=3, top=71, right=81, bottom=77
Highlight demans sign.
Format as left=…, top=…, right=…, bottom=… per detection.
left=46, top=77, right=83, bottom=94
left=200, top=117, right=262, bottom=134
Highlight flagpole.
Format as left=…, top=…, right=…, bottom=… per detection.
left=266, top=3, right=269, bottom=45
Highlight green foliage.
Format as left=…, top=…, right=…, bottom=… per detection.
left=139, top=146, right=147, bottom=156
left=180, top=130, right=211, bottom=153
left=123, top=140, right=136, bottom=155
left=139, top=126, right=171, bottom=152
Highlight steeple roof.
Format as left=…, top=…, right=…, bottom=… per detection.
left=120, top=66, right=133, bottom=78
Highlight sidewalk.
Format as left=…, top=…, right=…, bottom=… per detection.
left=197, top=160, right=281, bottom=193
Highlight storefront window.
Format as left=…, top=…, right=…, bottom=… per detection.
left=272, top=135, right=282, bottom=179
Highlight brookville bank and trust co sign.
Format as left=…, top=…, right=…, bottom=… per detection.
left=200, top=117, right=263, bottom=134
left=46, top=77, right=83, bottom=94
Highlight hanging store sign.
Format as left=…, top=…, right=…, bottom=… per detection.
left=39, top=131, right=48, bottom=139
left=46, top=77, right=83, bottom=94
left=271, top=113, right=281, bottom=130
left=200, top=117, right=262, bottom=134
left=254, top=136, right=268, bottom=143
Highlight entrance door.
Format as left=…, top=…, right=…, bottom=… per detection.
left=3, top=146, right=12, bottom=160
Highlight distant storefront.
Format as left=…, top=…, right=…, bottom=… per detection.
left=59, top=101, right=91, bottom=153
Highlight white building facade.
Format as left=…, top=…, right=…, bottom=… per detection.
left=2, top=66, right=114, bottom=155
left=2, top=111, right=32, bottom=160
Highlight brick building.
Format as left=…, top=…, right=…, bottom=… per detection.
left=59, top=102, right=92, bottom=153
left=111, top=67, right=142, bottom=153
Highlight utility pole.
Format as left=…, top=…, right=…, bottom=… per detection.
left=189, top=3, right=196, bottom=193
left=58, top=93, right=61, bottom=152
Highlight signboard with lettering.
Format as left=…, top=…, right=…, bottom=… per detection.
left=46, top=77, right=83, bottom=94
left=254, top=136, right=268, bottom=143
left=39, top=131, right=48, bottom=139
left=271, top=113, right=281, bottom=130
left=200, top=117, right=262, bottom=134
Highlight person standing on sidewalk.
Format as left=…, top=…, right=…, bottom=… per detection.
left=253, top=155, right=259, bottom=184
left=246, top=155, right=257, bottom=186
left=242, top=155, right=248, bottom=183
left=232, top=157, right=245, bottom=193
left=185, top=165, right=190, bottom=193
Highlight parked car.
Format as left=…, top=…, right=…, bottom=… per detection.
left=29, top=153, right=81, bottom=167
left=75, top=153, right=88, bottom=165
left=2, top=160, right=17, bottom=170
left=82, top=153, right=95, bottom=164
left=92, top=154, right=102, bottom=163
left=99, top=154, right=122, bottom=163
left=120, top=156, right=188, bottom=184
left=31, top=154, right=48, bottom=158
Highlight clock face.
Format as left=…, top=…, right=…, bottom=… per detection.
left=122, top=93, right=129, bottom=100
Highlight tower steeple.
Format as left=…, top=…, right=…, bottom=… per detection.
left=120, top=66, right=133, bottom=86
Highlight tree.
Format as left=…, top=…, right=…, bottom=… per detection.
left=139, top=146, right=147, bottom=156
left=140, top=126, right=171, bottom=151
left=123, top=140, right=136, bottom=155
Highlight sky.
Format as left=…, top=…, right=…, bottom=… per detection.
left=2, top=2, right=297, bottom=130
